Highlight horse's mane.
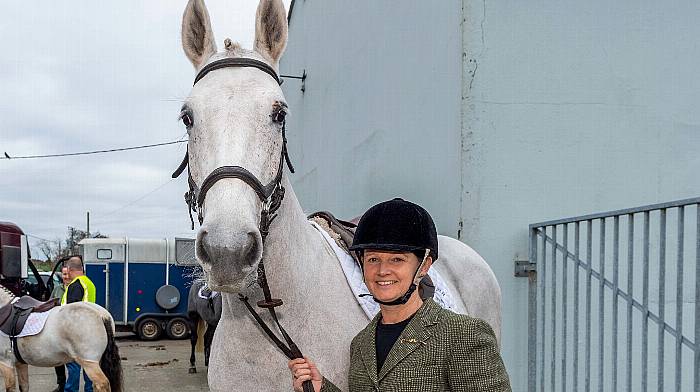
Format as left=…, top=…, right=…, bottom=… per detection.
left=0, top=284, right=16, bottom=300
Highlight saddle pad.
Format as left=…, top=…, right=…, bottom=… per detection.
left=310, top=221, right=455, bottom=320
left=0, top=307, right=56, bottom=338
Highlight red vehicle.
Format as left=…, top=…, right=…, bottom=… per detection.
left=0, top=221, right=50, bottom=300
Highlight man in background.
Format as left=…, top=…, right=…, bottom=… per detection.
left=50, top=262, right=71, bottom=392
left=61, top=256, right=96, bottom=392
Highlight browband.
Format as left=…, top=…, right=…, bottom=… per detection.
left=194, top=58, right=282, bottom=86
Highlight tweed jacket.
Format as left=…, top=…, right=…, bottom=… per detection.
left=320, top=299, right=511, bottom=392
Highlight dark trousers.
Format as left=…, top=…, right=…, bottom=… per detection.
left=65, top=361, right=93, bottom=392
left=55, top=365, right=66, bottom=386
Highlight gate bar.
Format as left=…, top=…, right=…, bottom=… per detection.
left=538, top=230, right=693, bottom=348
left=598, top=219, right=606, bottom=392
left=530, top=197, right=700, bottom=228
left=626, top=214, right=634, bottom=392
left=658, top=209, right=666, bottom=392
left=574, top=222, right=580, bottom=392
left=528, top=227, right=538, bottom=392
left=540, top=227, right=546, bottom=392
left=550, top=225, right=557, bottom=392
left=675, top=207, right=684, bottom=392
left=612, top=216, right=619, bottom=392
left=561, top=224, right=569, bottom=391
left=695, top=205, right=700, bottom=392
left=642, top=211, right=650, bottom=392
left=586, top=220, right=592, bottom=392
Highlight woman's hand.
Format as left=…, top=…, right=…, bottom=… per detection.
left=288, top=357, right=323, bottom=392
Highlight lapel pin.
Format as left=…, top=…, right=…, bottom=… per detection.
left=400, top=338, right=425, bottom=345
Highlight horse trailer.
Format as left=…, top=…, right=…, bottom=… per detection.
left=0, top=221, right=50, bottom=300
left=78, top=237, right=198, bottom=340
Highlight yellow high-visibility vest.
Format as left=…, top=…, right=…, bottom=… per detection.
left=61, top=275, right=96, bottom=304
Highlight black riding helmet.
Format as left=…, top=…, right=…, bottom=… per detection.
left=350, top=198, right=438, bottom=306
left=350, top=198, right=438, bottom=260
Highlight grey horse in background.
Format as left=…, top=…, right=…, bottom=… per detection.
left=187, top=279, right=222, bottom=374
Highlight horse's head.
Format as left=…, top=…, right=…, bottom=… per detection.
left=179, top=0, right=289, bottom=292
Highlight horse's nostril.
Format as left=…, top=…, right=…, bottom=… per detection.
left=243, top=232, right=259, bottom=266
left=196, top=229, right=211, bottom=265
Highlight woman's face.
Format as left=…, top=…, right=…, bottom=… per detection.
left=363, top=250, right=427, bottom=303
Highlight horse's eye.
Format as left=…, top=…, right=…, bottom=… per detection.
left=271, top=109, right=287, bottom=124
left=181, top=113, right=194, bottom=129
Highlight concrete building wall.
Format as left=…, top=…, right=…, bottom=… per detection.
left=461, top=1, right=700, bottom=388
left=282, top=0, right=464, bottom=235
left=281, top=1, right=700, bottom=390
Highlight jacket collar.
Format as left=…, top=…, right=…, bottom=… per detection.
left=358, top=298, right=443, bottom=383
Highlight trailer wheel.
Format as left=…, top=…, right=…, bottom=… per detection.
left=166, top=317, right=190, bottom=340
left=137, top=318, right=162, bottom=341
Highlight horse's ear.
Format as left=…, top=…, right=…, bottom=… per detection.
left=254, top=0, right=288, bottom=67
left=182, top=0, right=217, bottom=69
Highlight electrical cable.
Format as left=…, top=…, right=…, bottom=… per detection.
left=2, top=140, right=187, bottom=160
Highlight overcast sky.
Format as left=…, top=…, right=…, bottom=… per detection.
left=0, top=1, right=292, bottom=256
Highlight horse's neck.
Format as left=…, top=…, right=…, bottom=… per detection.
left=262, top=176, right=326, bottom=290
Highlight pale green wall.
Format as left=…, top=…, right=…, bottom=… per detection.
left=282, top=1, right=700, bottom=390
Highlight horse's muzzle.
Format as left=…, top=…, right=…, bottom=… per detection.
left=196, top=224, right=261, bottom=290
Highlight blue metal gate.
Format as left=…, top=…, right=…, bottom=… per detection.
left=525, top=197, right=699, bottom=392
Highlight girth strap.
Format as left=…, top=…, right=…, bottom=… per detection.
left=9, top=309, right=28, bottom=364
left=11, top=336, right=26, bottom=364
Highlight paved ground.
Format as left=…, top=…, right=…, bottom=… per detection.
left=21, top=334, right=210, bottom=392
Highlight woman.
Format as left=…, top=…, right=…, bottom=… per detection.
left=289, top=198, right=511, bottom=392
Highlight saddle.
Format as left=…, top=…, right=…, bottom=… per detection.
left=308, top=211, right=435, bottom=300
left=0, top=296, right=58, bottom=336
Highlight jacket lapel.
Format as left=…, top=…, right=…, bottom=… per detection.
left=377, top=299, right=442, bottom=382
left=359, top=313, right=381, bottom=384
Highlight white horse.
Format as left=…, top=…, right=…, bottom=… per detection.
left=177, top=1, right=502, bottom=390
left=0, top=286, right=122, bottom=392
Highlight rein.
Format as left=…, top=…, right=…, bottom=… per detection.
left=172, top=57, right=312, bottom=392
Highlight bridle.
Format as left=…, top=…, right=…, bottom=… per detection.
left=171, top=58, right=295, bottom=232
left=172, top=57, right=312, bottom=392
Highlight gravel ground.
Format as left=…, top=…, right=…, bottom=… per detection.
left=18, top=334, right=210, bottom=392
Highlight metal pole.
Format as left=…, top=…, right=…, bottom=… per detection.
left=612, top=216, right=619, bottom=392
left=562, top=223, right=569, bottom=391
left=598, top=218, right=606, bottom=392
left=675, top=207, right=684, bottom=392
left=586, top=220, right=592, bottom=392
left=658, top=209, right=666, bottom=392
left=540, top=226, right=547, bottom=392
left=551, top=225, right=557, bottom=392
left=87, top=211, right=90, bottom=238
left=642, top=211, right=650, bottom=392
left=529, top=227, right=538, bottom=392
left=695, top=204, right=700, bottom=392
left=574, top=222, right=580, bottom=392
left=626, top=214, right=634, bottom=392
